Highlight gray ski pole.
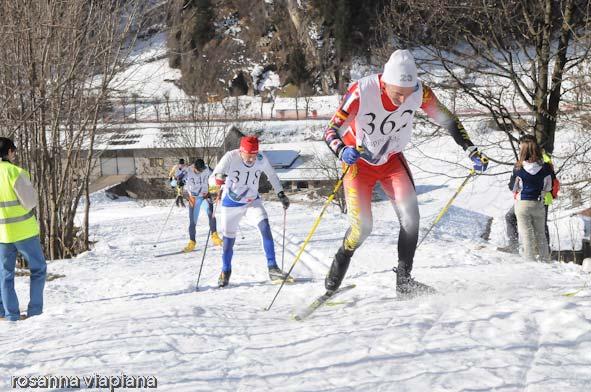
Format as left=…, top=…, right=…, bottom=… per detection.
left=281, top=209, right=287, bottom=270
left=153, top=198, right=177, bottom=248
left=265, top=164, right=351, bottom=311
left=414, top=169, right=475, bottom=250
left=195, top=197, right=218, bottom=290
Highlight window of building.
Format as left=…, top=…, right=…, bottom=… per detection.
left=149, top=158, right=164, bottom=167
left=296, top=181, right=309, bottom=189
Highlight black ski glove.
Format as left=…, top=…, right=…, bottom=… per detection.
left=277, top=191, right=290, bottom=209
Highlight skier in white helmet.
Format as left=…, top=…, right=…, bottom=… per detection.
left=323, top=49, right=489, bottom=298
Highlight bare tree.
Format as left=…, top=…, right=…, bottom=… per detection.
left=152, top=101, right=161, bottom=122
left=131, top=93, right=140, bottom=122
left=312, top=150, right=347, bottom=213
left=0, top=1, right=146, bottom=259
left=160, top=97, right=229, bottom=166
left=375, top=0, right=591, bottom=156
left=163, top=91, right=172, bottom=121
left=120, top=96, right=128, bottom=123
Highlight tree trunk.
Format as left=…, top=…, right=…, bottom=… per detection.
left=545, top=0, right=574, bottom=155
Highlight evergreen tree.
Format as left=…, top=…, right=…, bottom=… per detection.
left=192, top=0, right=214, bottom=49
left=311, top=0, right=385, bottom=61
left=288, top=45, right=310, bottom=88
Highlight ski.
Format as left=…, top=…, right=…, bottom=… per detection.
left=562, top=283, right=588, bottom=297
left=293, top=284, right=356, bottom=321
left=214, top=277, right=313, bottom=290
left=271, top=276, right=296, bottom=285
left=154, top=249, right=197, bottom=258
left=271, top=277, right=316, bottom=285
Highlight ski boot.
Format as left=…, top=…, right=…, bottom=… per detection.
left=394, top=267, right=437, bottom=299
left=0, top=314, right=27, bottom=321
left=325, top=247, right=354, bottom=294
left=268, top=266, right=294, bottom=283
left=211, top=231, right=223, bottom=247
left=183, top=240, right=196, bottom=253
left=218, top=270, right=231, bottom=288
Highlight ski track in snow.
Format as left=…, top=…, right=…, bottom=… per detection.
left=2, top=195, right=591, bottom=392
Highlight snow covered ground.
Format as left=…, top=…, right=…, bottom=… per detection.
left=3, top=25, right=591, bottom=392
left=3, top=153, right=591, bottom=391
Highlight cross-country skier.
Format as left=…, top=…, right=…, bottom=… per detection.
left=181, top=159, right=222, bottom=253
left=323, top=49, right=489, bottom=297
left=169, top=158, right=186, bottom=207
left=210, top=136, right=291, bottom=287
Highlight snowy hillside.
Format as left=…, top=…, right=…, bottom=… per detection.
left=3, top=145, right=591, bottom=391
left=4, top=15, right=591, bottom=392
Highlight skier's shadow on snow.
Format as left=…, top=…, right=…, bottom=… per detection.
left=77, top=288, right=194, bottom=304
left=195, top=281, right=268, bottom=292
left=79, top=278, right=315, bottom=303
left=196, top=277, right=315, bottom=292
left=415, top=184, right=447, bottom=195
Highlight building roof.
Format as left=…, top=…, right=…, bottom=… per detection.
left=264, top=150, right=300, bottom=168
left=260, top=141, right=337, bottom=181
left=94, top=123, right=241, bottom=150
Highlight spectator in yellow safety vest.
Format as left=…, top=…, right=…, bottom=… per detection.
left=0, top=137, right=47, bottom=321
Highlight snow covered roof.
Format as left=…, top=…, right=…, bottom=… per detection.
left=264, top=150, right=300, bottom=168
left=261, top=141, right=336, bottom=181
left=94, top=122, right=238, bottom=150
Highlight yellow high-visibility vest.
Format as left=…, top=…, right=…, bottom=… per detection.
left=0, top=161, right=40, bottom=243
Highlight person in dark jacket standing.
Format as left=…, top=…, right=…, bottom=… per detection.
left=511, top=136, right=553, bottom=262
left=499, top=134, right=559, bottom=254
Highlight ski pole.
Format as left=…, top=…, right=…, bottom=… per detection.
left=153, top=197, right=177, bottom=248
left=265, top=164, right=352, bottom=311
left=416, top=169, right=476, bottom=250
left=195, top=196, right=218, bottom=290
left=281, top=209, right=287, bottom=270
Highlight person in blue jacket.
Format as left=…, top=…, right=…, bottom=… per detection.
left=510, top=136, right=553, bottom=262
left=499, top=134, right=559, bottom=254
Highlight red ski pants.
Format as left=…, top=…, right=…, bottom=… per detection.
left=342, top=153, right=420, bottom=268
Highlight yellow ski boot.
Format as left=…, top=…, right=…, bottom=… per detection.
left=183, top=240, right=196, bottom=253
left=211, top=231, right=223, bottom=247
